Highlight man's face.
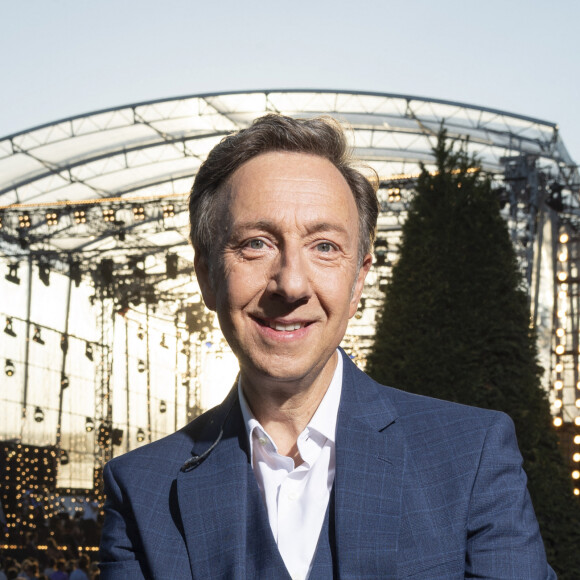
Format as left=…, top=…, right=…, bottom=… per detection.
left=195, top=151, right=372, bottom=391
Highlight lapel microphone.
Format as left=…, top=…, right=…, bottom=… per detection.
left=180, top=388, right=238, bottom=473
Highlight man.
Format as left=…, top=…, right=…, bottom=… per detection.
left=99, top=115, right=555, bottom=579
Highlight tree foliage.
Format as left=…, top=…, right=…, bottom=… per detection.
left=366, top=131, right=580, bottom=576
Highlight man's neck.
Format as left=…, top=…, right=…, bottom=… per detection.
left=240, top=351, right=339, bottom=461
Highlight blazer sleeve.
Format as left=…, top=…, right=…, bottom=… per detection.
left=465, top=412, right=557, bottom=579
left=99, top=460, right=149, bottom=580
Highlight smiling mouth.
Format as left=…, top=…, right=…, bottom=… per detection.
left=253, top=317, right=311, bottom=332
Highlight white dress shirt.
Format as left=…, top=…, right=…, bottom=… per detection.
left=238, top=352, right=343, bottom=580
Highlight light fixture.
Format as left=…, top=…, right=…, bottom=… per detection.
left=573, top=453, right=580, bottom=463
left=554, top=380, right=563, bottom=390
left=74, top=209, right=86, bottom=224
left=34, top=407, right=45, bottom=423
left=133, top=206, right=145, bottom=221
left=85, top=342, right=94, bottom=361
left=18, top=212, right=31, bottom=229
left=32, top=326, right=45, bottom=345
left=387, top=187, right=401, bottom=203
left=5, top=263, right=20, bottom=284
left=103, top=208, right=116, bottom=223
left=557, top=271, right=568, bottom=282
left=159, top=400, right=167, bottom=414
left=556, top=345, right=565, bottom=355
left=560, top=232, right=569, bottom=244
left=574, top=435, right=580, bottom=445
left=137, top=360, right=146, bottom=373
left=61, top=375, right=69, bottom=389
left=61, top=335, right=68, bottom=352
left=59, top=449, right=69, bottom=465
left=46, top=211, right=59, bottom=226
left=374, top=238, right=389, bottom=267
left=5, top=360, right=15, bottom=376
left=38, top=262, right=50, bottom=287
left=166, top=254, right=178, bottom=279
left=553, top=417, right=563, bottom=427
left=136, top=428, right=145, bottom=443
left=4, top=317, right=16, bottom=337
left=163, top=204, right=175, bottom=219
left=69, top=260, right=82, bottom=287
left=85, top=417, right=95, bottom=432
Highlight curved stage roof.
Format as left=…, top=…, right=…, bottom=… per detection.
left=0, top=89, right=578, bottom=262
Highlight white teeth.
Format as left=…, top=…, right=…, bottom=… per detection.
left=269, top=322, right=303, bottom=331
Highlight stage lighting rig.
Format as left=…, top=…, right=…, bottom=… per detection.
left=38, top=261, right=50, bottom=286
left=18, top=212, right=31, bottom=229
left=5, top=263, right=20, bottom=285
left=34, top=407, right=45, bottom=423
left=46, top=211, right=59, bottom=226
left=4, top=317, right=16, bottom=337
left=32, top=326, right=45, bottom=345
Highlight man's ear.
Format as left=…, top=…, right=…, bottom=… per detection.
left=348, top=253, right=373, bottom=319
left=194, top=252, right=217, bottom=311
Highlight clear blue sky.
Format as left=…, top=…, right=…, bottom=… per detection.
left=2, top=0, right=579, bottom=163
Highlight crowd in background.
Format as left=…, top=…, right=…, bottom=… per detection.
left=1, top=509, right=102, bottom=580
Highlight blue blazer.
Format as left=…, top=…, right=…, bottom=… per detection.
left=99, top=350, right=556, bottom=579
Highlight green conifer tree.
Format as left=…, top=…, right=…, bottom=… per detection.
left=366, top=131, right=580, bottom=577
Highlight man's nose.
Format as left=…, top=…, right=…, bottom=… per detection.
left=268, top=246, right=311, bottom=303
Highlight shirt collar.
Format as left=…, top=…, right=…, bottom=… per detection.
left=238, top=350, right=343, bottom=455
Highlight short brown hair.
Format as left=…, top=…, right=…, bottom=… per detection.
left=188, top=114, right=378, bottom=265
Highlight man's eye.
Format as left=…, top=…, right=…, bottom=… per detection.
left=247, top=239, right=265, bottom=250
left=316, top=242, right=334, bottom=253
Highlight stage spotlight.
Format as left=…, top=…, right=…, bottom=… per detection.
left=18, top=212, right=31, bottom=229
left=166, top=254, right=178, bottom=279
left=137, top=360, right=146, bottom=373
left=38, top=262, right=50, bottom=286
left=374, top=239, right=388, bottom=267
left=112, top=428, right=124, bottom=446
left=163, top=204, right=175, bottom=219
left=103, top=208, right=116, bottom=223
left=4, top=317, right=16, bottom=337
left=159, top=400, right=167, bottom=414
left=5, top=263, right=20, bottom=285
left=69, top=260, right=82, bottom=287
left=34, top=407, right=45, bottom=423
left=136, top=428, right=145, bottom=443
left=59, top=449, right=69, bottom=465
left=133, top=206, right=145, bottom=221
left=85, top=342, right=94, bottom=361
left=85, top=417, right=95, bottom=432
left=74, top=209, right=86, bottom=224
left=32, top=326, right=45, bottom=345
left=5, top=360, right=15, bottom=376
left=46, top=211, right=59, bottom=226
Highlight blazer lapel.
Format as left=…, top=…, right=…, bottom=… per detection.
left=176, top=388, right=250, bottom=579
left=334, top=351, right=405, bottom=579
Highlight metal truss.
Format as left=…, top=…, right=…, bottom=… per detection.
left=1, top=89, right=580, bottom=479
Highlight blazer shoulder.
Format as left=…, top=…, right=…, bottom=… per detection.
left=342, top=351, right=509, bottom=435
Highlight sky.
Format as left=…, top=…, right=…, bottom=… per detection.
left=1, top=0, right=579, bottom=163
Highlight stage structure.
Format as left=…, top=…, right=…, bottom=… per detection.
left=1, top=90, right=580, bottom=524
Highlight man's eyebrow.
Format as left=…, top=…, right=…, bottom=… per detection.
left=232, top=220, right=349, bottom=236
